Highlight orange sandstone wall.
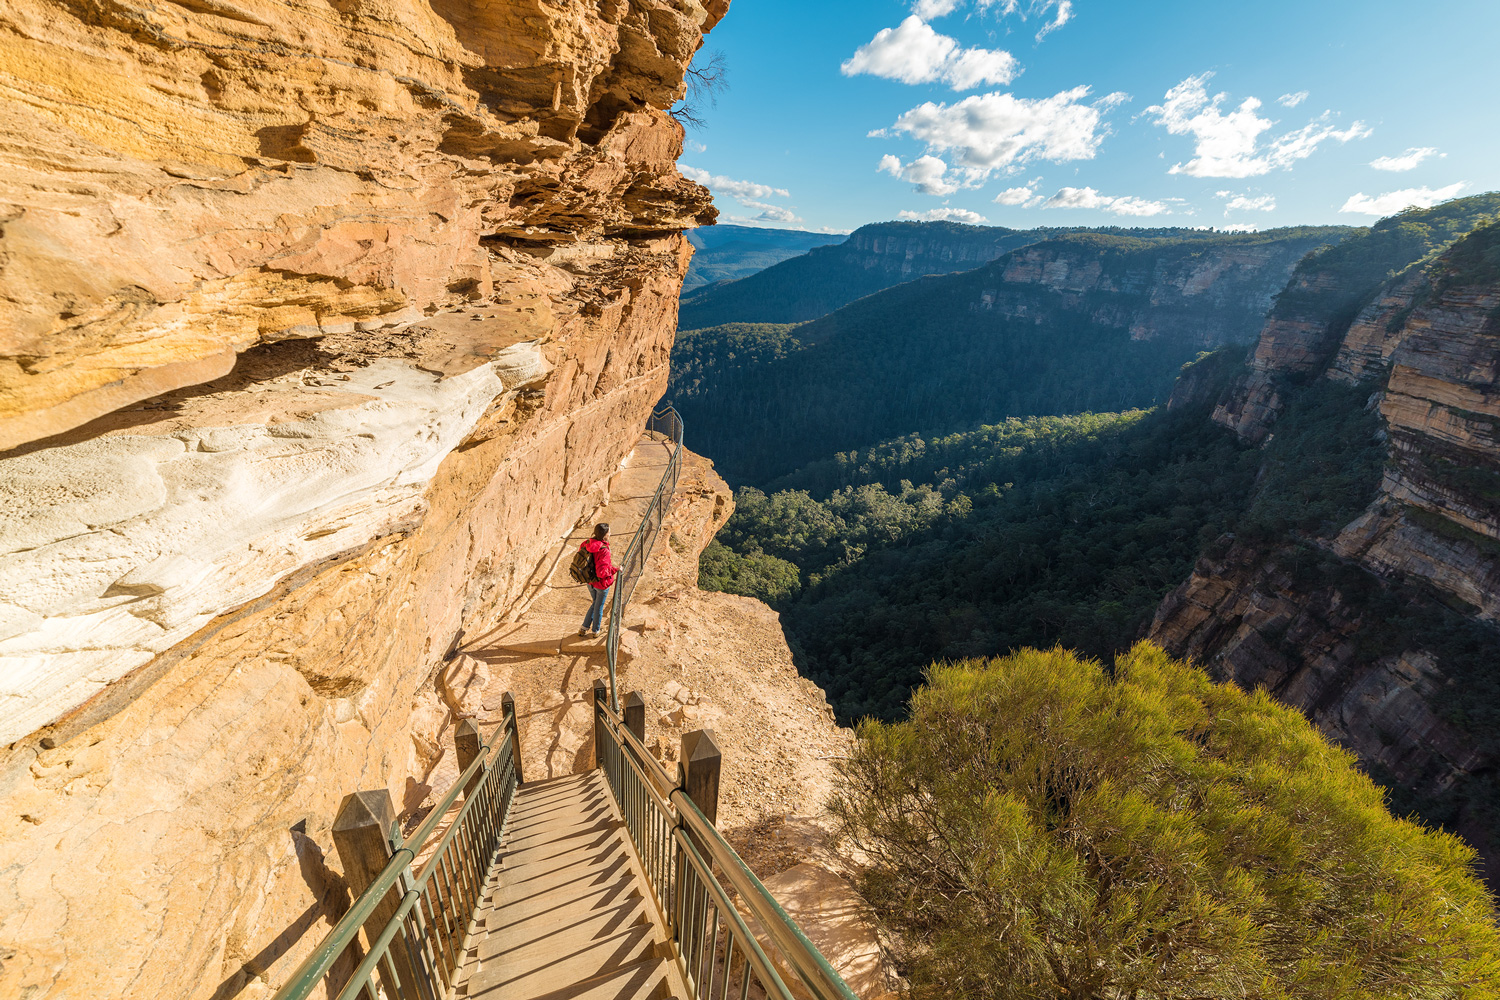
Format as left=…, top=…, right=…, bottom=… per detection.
left=0, top=0, right=727, bottom=996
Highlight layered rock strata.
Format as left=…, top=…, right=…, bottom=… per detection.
left=1151, top=221, right=1500, bottom=876
left=978, top=232, right=1340, bottom=349
left=0, top=0, right=724, bottom=997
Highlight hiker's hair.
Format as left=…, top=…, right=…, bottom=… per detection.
left=593, top=523, right=610, bottom=540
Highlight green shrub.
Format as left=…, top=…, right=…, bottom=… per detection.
left=832, top=643, right=1500, bottom=1000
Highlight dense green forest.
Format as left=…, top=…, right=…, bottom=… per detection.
left=701, top=369, right=1390, bottom=721
left=672, top=228, right=1347, bottom=484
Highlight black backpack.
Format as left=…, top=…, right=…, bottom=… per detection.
left=569, top=546, right=597, bottom=585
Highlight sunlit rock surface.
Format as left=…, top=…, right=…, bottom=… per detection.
left=0, top=0, right=724, bottom=996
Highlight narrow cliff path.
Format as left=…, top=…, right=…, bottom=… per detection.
left=417, top=443, right=856, bottom=888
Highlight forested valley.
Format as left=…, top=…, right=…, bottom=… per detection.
left=678, top=198, right=1500, bottom=725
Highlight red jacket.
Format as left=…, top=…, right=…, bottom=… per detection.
left=581, top=538, right=616, bottom=589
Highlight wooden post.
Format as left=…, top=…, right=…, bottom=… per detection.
left=501, top=692, right=523, bottom=784
left=591, top=680, right=609, bottom=771
left=454, top=718, right=483, bottom=796
left=623, top=691, right=646, bottom=744
left=675, top=730, right=721, bottom=966
left=679, top=730, right=721, bottom=828
left=332, top=790, right=424, bottom=999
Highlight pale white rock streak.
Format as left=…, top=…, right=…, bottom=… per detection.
left=0, top=345, right=544, bottom=744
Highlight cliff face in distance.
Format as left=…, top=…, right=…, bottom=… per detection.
left=1212, top=194, right=1500, bottom=444
left=671, top=228, right=1350, bottom=484
left=976, top=229, right=1347, bottom=348
left=677, top=219, right=1078, bottom=330
left=1152, top=218, right=1500, bottom=877
left=0, top=0, right=724, bottom=996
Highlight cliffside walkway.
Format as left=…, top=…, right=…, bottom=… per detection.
left=270, top=688, right=859, bottom=1000
left=270, top=406, right=859, bottom=1000
left=477, top=405, right=682, bottom=711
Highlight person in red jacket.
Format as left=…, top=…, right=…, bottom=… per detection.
left=579, top=523, right=616, bottom=637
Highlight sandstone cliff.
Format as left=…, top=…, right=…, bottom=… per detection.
left=0, top=0, right=727, bottom=996
left=1151, top=219, right=1500, bottom=877
left=1212, top=194, right=1500, bottom=444
left=974, top=230, right=1342, bottom=349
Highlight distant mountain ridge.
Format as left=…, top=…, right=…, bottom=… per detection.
left=671, top=226, right=1352, bottom=483
left=677, top=220, right=1328, bottom=332
left=683, top=225, right=844, bottom=292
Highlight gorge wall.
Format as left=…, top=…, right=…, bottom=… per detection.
left=0, top=0, right=726, bottom=996
left=1152, top=218, right=1500, bottom=877
left=972, top=229, right=1345, bottom=349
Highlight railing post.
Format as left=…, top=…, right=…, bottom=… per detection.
left=454, top=718, right=484, bottom=797
left=591, top=680, right=608, bottom=770
left=332, top=791, right=425, bottom=1000
left=502, top=692, right=523, bottom=784
left=679, top=730, right=721, bottom=829
left=623, top=691, right=646, bottom=743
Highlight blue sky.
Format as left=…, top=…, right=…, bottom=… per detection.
left=680, top=0, right=1500, bottom=233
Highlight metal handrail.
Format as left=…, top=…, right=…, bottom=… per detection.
left=272, top=708, right=522, bottom=1000
left=594, top=696, right=859, bottom=1000
left=604, top=403, right=684, bottom=711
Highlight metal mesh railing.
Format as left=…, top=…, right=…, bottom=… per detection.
left=272, top=706, right=523, bottom=1000
left=593, top=693, right=860, bottom=1000
left=605, top=403, right=684, bottom=710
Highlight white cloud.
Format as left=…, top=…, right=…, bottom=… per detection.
left=879, top=154, right=963, bottom=196
left=1277, top=91, right=1308, bottom=108
left=733, top=200, right=800, bottom=223
left=688, top=141, right=707, bottom=154
left=842, top=16, right=1019, bottom=91
left=682, top=165, right=802, bottom=224
left=1034, top=0, right=1072, bottom=40
left=966, top=0, right=1074, bottom=40
left=680, top=165, right=790, bottom=200
left=885, top=86, right=1107, bottom=187
left=1340, top=181, right=1468, bottom=217
left=1221, top=223, right=1260, bottom=232
left=1219, top=192, right=1276, bottom=214
left=913, top=0, right=961, bottom=17
left=993, top=185, right=1035, bottom=205
left=898, top=207, right=991, bottom=224
left=1370, top=147, right=1443, bottom=172
left=1043, top=186, right=1170, bottom=216
left=1146, top=73, right=1370, bottom=179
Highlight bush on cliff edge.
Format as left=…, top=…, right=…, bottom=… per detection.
left=831, top=643, right=1500, bottom=999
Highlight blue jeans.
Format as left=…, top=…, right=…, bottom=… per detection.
left=583, top=584, right=610, bottom=632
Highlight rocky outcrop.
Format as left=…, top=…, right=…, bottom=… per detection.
left=841, top=220, right=1044, bottom=280
left=0, top=1, right=725, bottom=997
left=1152, top=220, right=1500, bottom=877
left=978, top=231, right=1341, bottom=350
left=1211, top=194, right=1500, bottom=444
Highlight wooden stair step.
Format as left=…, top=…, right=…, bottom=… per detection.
left=483, top=875, right=642, bottom=926
left=476, top=894, right=651, bottom=966
left=466, top=923, right=660, bottom=1000
left=489, top=846, right=635, bottom=906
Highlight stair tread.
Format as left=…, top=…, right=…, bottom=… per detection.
left=467, top=922, right=658, bottom=998
left=474, top=956, right=673, bottom=1000
left=477, top=895, right=650, bottom=963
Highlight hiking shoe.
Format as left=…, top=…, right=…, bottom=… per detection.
left=590, top=629, right=602, bottom=638
left=578, top=628, right=590, bottom=637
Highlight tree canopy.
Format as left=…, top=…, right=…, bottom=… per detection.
left=832, top=643, right=1500, bottom=1000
